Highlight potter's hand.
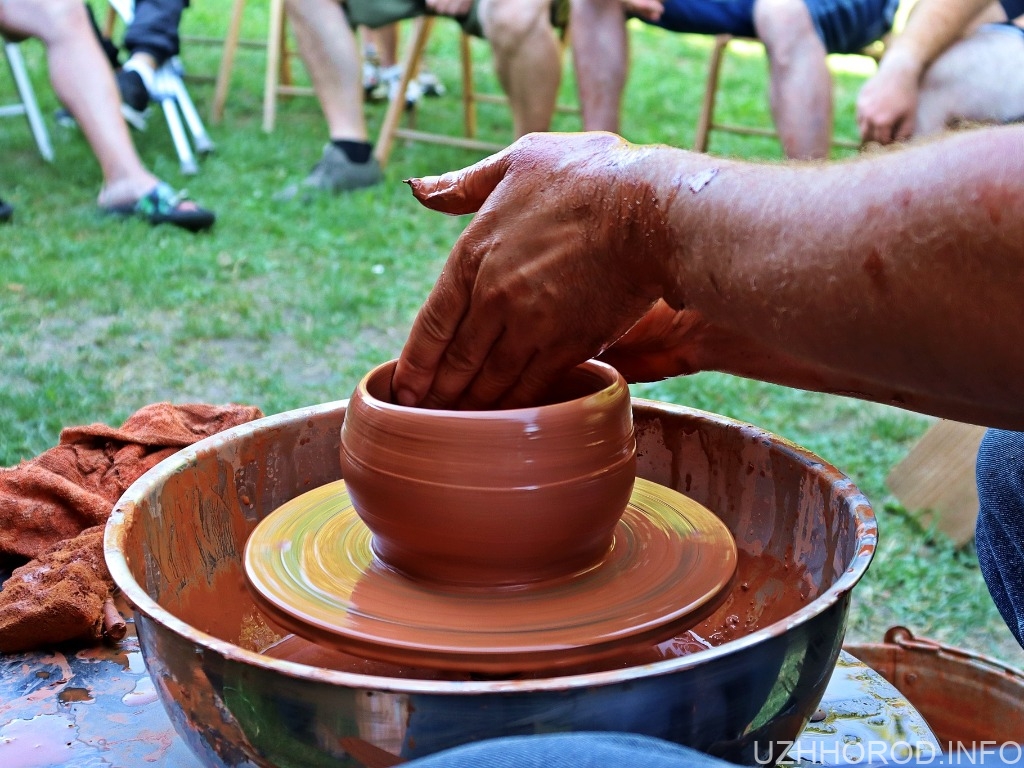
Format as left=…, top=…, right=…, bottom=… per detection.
left=596, top=301, right=710, bottom=382
left=394, top=132, right=684, bottom=410
left=856, top=49, right=923, bottom=145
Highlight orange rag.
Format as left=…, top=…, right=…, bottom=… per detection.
left=0, top=402, right=264, bottom=652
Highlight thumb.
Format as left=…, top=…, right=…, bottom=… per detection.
left=405, top=150, right=513, bottom=215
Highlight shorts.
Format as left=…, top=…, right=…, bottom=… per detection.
left=642, top=0, right=899, bottom=54
left=343, top=0, right=484, bottom=38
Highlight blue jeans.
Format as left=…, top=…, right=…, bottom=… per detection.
left=645, top=0, right=898, bottom=54
left=976, top=429, right=1024, bottom=648
left=402, top=732, right=1024, bottom=766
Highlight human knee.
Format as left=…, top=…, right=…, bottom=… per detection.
left=977, top=430, right=1024, bottom=518
left=27, top=0, right=92, bottom=41
left=479, top=0, right=553, bottom=52
left=754, top=0, right=821, bottom=58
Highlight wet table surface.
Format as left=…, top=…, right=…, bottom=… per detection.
left=0, top=619, right=938, bottom=767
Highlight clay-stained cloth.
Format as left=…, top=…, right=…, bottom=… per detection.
left=0, top=402, right=264, bottom=652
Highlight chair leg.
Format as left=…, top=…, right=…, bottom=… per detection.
left=263, top=0, right=286, bottom=132
left=374, top=16, right=434, bottom=167
left=210, top=0, right=247, bottom=124
left=694, top=34, right=730, bottom=154
left=459, top=32, right=476, bottom=139
left=165, top=64, right=215, bottom=155
left=4, top=42, right=54, bottom=162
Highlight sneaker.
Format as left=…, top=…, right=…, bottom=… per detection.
left=0, top=198, right=12, bottom=224
left=377, top=65, right=428, bottom=108
left=416, top=71, right=446, bottom=98
left=275, top=144, right=384, bottom=200
left=115, top=67, right=150, bottom=131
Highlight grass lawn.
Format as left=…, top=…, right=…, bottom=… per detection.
left=3, top=4, right=1021, bottom=665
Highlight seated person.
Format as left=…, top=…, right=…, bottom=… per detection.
left=111, top=0, right=189, bottom=129
left=857, top=0, right=1024, bottom=144
left=571, top=0, right=899, bottom=159
left=278, top=0, right=563, bottom=198
left=0, top=0, right=214, bottom=230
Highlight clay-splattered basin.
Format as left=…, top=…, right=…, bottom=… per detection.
left=105, top=399, right=876, bottom=767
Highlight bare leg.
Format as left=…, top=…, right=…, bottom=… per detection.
left=754, top=0, right=831, bottom=159
left=0, top=0, right=159, bottom=205
left=917, top=25, right=1024, bottom=135
left=570, top=0, right=628, bottom=132
left=284, top=0, right=366, bottom=140
left=479, top=0, right=561, bottom=136
left=369, top=23, right=400, bottom=68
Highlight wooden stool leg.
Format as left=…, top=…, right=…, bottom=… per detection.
left=694, top=34, right=731, bottom=153
left=262, top=0, right=285, bottom=132
left=460, top=32, right=476, bottom=139
left=210, top=0, right=246, bottom=124
left=374, top=16, right=434, bottom=167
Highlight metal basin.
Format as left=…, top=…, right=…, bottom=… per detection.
left=105, top=398, right=876, bottom=767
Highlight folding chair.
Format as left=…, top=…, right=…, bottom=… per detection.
left=1, top=41, right=55, bottom=162
left=693, top=33, right=886, bottom=153
left=104, top=0, right=215, bottom=173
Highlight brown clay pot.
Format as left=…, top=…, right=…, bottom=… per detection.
left=339, top=358, right=637, bottom=589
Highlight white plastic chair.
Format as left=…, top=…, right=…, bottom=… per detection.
left=106, top=0, right=214, bottom=174
left=1, top=41, right=55, bottom=162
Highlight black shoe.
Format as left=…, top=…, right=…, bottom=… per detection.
left=0, top=198, right=12, bottom=224
left=115, top=68, right=150, bottom=130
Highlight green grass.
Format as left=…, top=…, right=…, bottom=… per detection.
left=2, top=7, right=1021, bottom=665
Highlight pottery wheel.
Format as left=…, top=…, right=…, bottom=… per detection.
left=244, top=477, right=737, bottom=673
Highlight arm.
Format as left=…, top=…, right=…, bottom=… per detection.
left=394, top=129, right=1024, bottom=429
left=857, top=0, right=1002, bottom=143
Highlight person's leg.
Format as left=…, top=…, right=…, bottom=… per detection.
left=285, top=0, right=367, bottom=141
left=402, top=732, right=738, bottom=768
left=123, top=0, right=183, bottom=65
left=569, top=0, right=629, bottom=132
left=0, top=0, right=195, bottom=212
left=277, top=0, right=383, bottom=196
left=752, top=0, right=832, bottom=159
left=477, top=0, right=561, bottom=137
left=975, top=429, right=1024, bottom=648
left=916, top=24, right=1024, bottom=135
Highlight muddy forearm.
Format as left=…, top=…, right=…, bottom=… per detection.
left=651, top=127, right=1024, bottom=428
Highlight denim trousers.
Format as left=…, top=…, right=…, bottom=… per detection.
left=975, top=429, right=1024, bottom=647
left=402, top=732, right=1024, bottom=766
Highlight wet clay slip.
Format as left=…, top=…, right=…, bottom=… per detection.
left=243, top=477, right=737, bottom=673
left=339, top=359, right=638, bottom=588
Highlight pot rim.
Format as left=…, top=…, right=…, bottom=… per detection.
left=350, top=358, right=628, bottom=423
left=104, top=397, right=877, bottom=695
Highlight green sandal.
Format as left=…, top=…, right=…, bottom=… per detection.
left=103, top=182, right=215, bottom=232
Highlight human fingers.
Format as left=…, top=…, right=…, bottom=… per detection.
left=392, top=251, right=480, bottom=408
left=406, top=148, right=515, bottom=216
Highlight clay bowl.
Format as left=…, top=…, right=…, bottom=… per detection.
left=105, top=398, right=876, bottom=767
left=339, top=358, right=636, bottom=588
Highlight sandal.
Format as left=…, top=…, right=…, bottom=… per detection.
left=0, top=198, right=12, bottom=224
left=103, top=182, right=215, bottom=232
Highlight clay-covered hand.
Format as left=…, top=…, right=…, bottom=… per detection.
left=595, top=300, right=710, bottom=382
left=856, top=50, right=923, bottom=145
left=394, top=132, right=687, bottom=411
